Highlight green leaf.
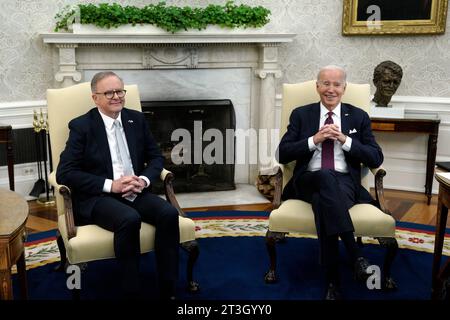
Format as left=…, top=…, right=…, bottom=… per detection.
left=54, top=1, right=270, bottom=33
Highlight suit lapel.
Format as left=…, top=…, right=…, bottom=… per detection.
left=121, top=109, right=138, bottom=171
left=310, top=103, right=321, bottom=135
left=341, top=103, right=350, bottom=137
left=91, top=109, right=114, bottom=179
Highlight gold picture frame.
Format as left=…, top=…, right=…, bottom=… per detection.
left=342, top=0, right=448, bottom=35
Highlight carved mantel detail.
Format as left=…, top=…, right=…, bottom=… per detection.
left=54, top=44, right=82, bottom=86
left=143, top=47, right=199, bottom=69
left=255, top=69, right=283, bottom=80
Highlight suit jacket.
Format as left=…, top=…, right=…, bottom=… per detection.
left=56, top=107, right=164, bottom=224
left=277, top=102, right=383, bottom=203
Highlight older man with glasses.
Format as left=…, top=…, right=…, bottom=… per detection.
left=277, top=65, right=384, bottom=300
left=56, top=71, right=179, bottom=300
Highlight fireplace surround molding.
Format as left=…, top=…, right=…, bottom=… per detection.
left=41, top=30, right=296, bottom=183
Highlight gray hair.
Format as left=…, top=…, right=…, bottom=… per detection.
left=90, top=71, right=123, bottom=92
left=317, top=65, right=347, bottom=83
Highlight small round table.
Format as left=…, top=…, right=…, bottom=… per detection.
left=0, top=188, right=28, bottom=300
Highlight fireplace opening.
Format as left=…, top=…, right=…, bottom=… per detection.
left=142, top=99, right=236, bottom=194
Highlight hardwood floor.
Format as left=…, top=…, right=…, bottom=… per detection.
left=27, top=201, right=58, bottom=234
left=382, top=189, right=440, bottom=226
left=25, top=188, right=446, bottom=235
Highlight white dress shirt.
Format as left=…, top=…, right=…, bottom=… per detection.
left=306, top=103, right=352, bottom=173
left=98, top=110, right=150, bottom=192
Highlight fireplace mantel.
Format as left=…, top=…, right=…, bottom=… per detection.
left=41, top=30, right=295, bottom=85
left=41, top=30, right=296, bottom=182
left=41, top=32, right=296, bottom=45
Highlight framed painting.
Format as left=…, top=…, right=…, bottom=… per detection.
left=342, top=0, right=448, bottom=35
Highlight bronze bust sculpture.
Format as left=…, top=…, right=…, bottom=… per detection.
left=372, top=61, right=403, bottom=107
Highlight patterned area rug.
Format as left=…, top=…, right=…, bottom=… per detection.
left=17, top=211, right=450, bottom=273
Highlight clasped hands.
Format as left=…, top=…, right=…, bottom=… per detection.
left=313, top=124, right=347, bottom=145
left=111, top=175, right=146, bottom=199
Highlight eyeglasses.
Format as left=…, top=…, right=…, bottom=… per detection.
left=317, top=81, right=345, bottom=89
left=95, top=89, right=127, bottom=99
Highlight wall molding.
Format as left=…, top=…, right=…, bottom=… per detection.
left=0, top=100, right=47, bottom=129
left=0, top=162, right=43, bottom=200
left=392, top=95, right=450, bottom=107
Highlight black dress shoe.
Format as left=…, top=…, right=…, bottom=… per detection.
left=324, top=283, right=343, bottom=300
left=354, top=257, right=371, bottom=282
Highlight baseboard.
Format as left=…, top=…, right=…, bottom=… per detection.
left=0, top=162, right=44, bottom=200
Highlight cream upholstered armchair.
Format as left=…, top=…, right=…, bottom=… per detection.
left=264, top=80, right=398, bottom=290
left=47, top=82, right=199, bottom=297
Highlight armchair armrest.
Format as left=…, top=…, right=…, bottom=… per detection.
left=160, top=168, right=171, bottom=182
left=371, top=167, right=390, bottom=215
left=48, top=171, right=77, bottom=239
left=160, top=168, right=186, bottom=217
left=48, top=171, right=58, bottom=188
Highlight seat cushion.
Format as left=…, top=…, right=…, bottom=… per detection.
left=59, top=215, right=196, bottom=264
left=269, top=199, right=395, bottom=238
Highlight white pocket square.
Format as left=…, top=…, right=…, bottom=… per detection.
left=128, top=120, right=134, bottom=123
left=349, top=128, right=357, bottom=134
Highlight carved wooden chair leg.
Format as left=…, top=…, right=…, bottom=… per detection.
left=181, top=240, right=200, bottom=293
left=54, top=229, right=67, bottom=272
left=265, top=230, right=285, bottom=283
left=377, top=237, right=398, bottom=291
left=275, top=232, right=287, bottom=243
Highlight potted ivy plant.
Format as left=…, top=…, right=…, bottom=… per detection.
left=54, top=1, right=271, bottom=34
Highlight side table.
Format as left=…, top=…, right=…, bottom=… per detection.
left=371, top=116, right=440, bottom=205
left=0, top=187, right=28, bottom=300
left=0, top=124, right=14, bottom=191
left=431, top=171, right=450, bottom=299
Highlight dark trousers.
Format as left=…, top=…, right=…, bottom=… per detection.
left=293, top=169, right=357, bottom=268
left=91, top=191, right=180, bottom=297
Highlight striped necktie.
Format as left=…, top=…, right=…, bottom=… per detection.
left=113, top=120, right=136, bottom=201
left=321, top=111, right=335, bottom=170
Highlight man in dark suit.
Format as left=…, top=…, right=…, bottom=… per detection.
left=56, top=71, right=179, bottom=299
left=277, top=66, right=383, bottom=300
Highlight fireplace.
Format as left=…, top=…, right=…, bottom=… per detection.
left=142, top=99, right=236, bottom=194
